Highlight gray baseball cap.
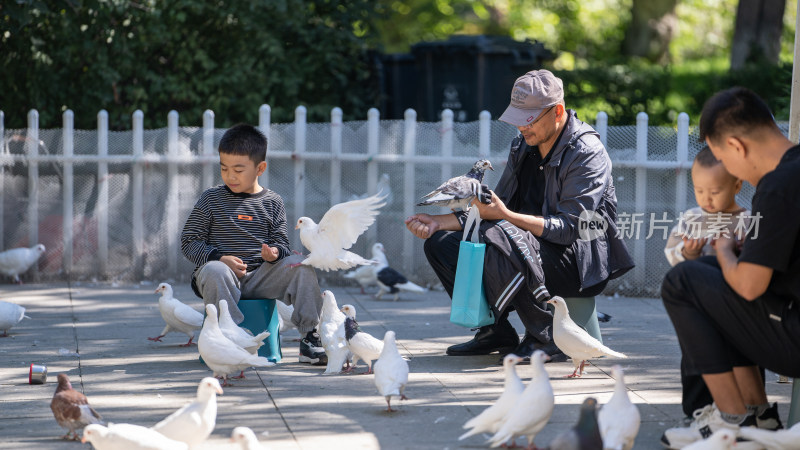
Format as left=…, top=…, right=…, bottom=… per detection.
left=499, top=70, right=564, bottom=127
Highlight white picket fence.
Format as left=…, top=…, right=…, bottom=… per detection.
left=0, top=105, right=755, bottom=295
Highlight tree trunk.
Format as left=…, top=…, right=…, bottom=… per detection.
left=622, top=0, right=679, bottom=63
left=730, top=0, right=786, bottom=70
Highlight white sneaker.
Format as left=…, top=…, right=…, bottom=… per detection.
left=660, top=404, right=761, bottom=449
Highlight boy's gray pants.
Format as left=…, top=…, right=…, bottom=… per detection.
left=193, top=253, right=322, bottom=334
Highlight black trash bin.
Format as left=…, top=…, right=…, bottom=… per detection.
left=380, top=35, right=554, bottom=122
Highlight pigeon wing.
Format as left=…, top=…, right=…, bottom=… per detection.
left=315, top=194, right=385, bottom=251
left=172, top=302, right=204, bottom=329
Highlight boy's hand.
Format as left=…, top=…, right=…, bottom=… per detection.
left=262, top=243, right=279, bottom=262
left=681, top=237, right=706, bottom=259
left=220, top=255, right=247, bottom=278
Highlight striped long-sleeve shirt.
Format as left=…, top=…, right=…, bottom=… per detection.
left=181, top=185, right=292, bottom=273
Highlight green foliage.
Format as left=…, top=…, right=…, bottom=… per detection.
left=2, top=0, right=387, bottom=129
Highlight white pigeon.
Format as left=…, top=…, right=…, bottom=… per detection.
left=739, top=421, right=800, bottom=450
left=230, top=426, right=266, bottom=450
left=320, top=290, right=350, bottom=375
left=0, top=243, right=46, bottom=283
left=487, top=350, right=554, bottom=449
left=373, top=330, right=409, bottom=412
left=417, top=159, right=494, bottom=210
left=373, top=243, right=426, bottom=301
left=198, top=304, right=274, bottom=386
left=349, top=173, right=394, bottom=207
left=148, top=283, right=204, bottom=347
left=81, top=423, right=188, bottom=450
left=598, top=365, right=641, bottom=450
left=341, top=304, right=383, bottom=374
left=343, top=243, right=384, bottom=294
left=275, top=300, right=300, bottom=339
left=294, top=193, right=386, bottom=271
left=218, top=300, right=270, bottom=354
left=151, top=377, right=222, bottom=449
left=682, top=428, right=737, bottom=450
left=0, top=300, right=30, bottom=337
left=548, top=296, right=627, bottom=378
left=459, top=354, right=525, bottom=443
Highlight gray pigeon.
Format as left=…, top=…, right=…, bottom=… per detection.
left=548, top=397, right=603, bottom=450
left=0, top=244, right=46, bottom=283
left=417, top=159, right=494, bottom=210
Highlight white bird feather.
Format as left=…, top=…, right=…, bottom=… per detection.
left=739, top=421, right=800, bottom=450
left=373, top=330, right=409, bottom=412
left=320, top=290, right=350, bottom=375
left=230, top=426, right=266, bottom=450
left=148, top=283, right=204, bottom=347
left=218, top=300, right=270, bottom=354
left=295, top=193, right=386, bottom=271
left=460, top=354, right=525, bottom=441
left=0, top=244, right=46, bottom=283
left=81, top=423, right=188, bottom=450
left=341, top=304, right=383, bottom=374
left=682, top=428, right=737, bottom=449
left=548, top=296, right=627, bottom=378
left=151, top=377, right=222, bottom=449
left=598, top=365, right=641, bottom=450
left=343, top=243, right=384, bottom=293
left=0, top=300, right=30, bottom=337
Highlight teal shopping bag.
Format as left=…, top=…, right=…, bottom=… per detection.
left=450, top=208, right=494, bottom=328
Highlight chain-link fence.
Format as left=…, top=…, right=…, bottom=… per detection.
left=1, top=108, right=775, bottom=297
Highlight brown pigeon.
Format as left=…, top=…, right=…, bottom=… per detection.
left=50, top=373, right=104, bottom=440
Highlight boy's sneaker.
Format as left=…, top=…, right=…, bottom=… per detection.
left=756, top=402, right=783, bottom=430
left=660, top=404, right=760, bottom=449
left=299, top=330, right=328, bottom=366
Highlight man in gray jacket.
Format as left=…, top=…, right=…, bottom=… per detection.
left=406, top=70, right=633, bottom=361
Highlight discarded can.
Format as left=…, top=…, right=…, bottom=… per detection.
left=29, top=363, right=47, bottom=384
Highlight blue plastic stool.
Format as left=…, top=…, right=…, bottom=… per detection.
left=237, top=298, right=282, bottom=363
left=563, top=296, right=603, bottom=343
left=789, top=378, right=800, bottom=426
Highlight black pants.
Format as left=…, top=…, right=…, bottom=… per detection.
left=423, top=229, right=606, bottom=343
left=662, top=256, right=800, bottom=411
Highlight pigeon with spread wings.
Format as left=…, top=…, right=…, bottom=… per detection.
left=295, top=193, right=386, bottom=271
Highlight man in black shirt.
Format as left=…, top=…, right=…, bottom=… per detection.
left=660, top=87, right=800, bottom=448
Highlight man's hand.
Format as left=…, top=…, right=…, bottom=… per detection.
left=681, top=237, right=707, bottom=259
left=220, top=255, right=247, bottom=278
left=262, top=243, right=279, bottom=262
left=712, top=234, right=737, bottom=254
left=405, top=213, right=440, bottom=239
left=472, top=189, right=509, bottom=221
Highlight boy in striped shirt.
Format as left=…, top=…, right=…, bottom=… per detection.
left=181, top=124, right=327, bottom=366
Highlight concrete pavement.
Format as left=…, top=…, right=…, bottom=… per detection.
left=0, top=281, right=794, bottom=449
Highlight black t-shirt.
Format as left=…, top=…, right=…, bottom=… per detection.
left=738, top=145, right=800, bottom=300
left=509, top=149, right=550, bottom=216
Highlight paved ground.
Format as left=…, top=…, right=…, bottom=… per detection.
left=0, top=281, right=793, bottom=449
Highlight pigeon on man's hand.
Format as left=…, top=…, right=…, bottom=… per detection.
left=320, top=290, right=350, bottom=375
left=148, top=283, right=204, bottom=346
left=488, top=350, right=554, bottom=449
left=151, top=377, right=222, bottom=449
left=682, top=428, right=737, bottom=450
left=417, top=159, right=494, bottom=211
left=231, top=426, right=267, bottom=450
left=548, top=297, right=627, bottom=378
left=371, top=242, right=426, bottom=301
left=598, top=365, right=640, bottom=450
left=548, top=397, right=603, bottom=450
left=460, top=354, right=525, bottom=443
left=739, top=421, right=800, bottom=450
left=198, top=304, right=274, bottom=386
left=0, top=243, right=46, bottom=283
left=341, top=304, right=383, bottom=374
left=82, top=423, right=188, bottom=450
left=0, top=300, right=30, bottom=337
left=373, top=330, right=409, bottom=412
left=294, top=193, right=386, bottom=271
left=50, top=374, right=104, bottom=440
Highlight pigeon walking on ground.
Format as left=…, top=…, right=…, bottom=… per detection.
left=417, top=159, right=494, bottom=210
left=373, top=244, right=426, bottom=301
left=373, top=330, right=409, bottom=412
left=598, top=365, right=641, bottom=450
left=341, top=304, right=383, bottom=374
left=488, top=350, right=554, bottom=449
left=0, top=300, right=30, bottom=337
left=218, top=300, right=271, bottom=354
left=0, top=243, right=46, bottom=283
left=231, top=426, right=267, bottom=450
left=148, top=283, right=204, bottom=346
left=82, top=423, right=188, bottom=450
left=294, top=193, right=386, bottom=271
left=739, top=421, right=800, bottom=450
left=320, top=290, right=350, bottom=375
left=460, top=353, right=525, bottom=443
left=548, top=297, right=627, bottom=378
left=151, top=377, right=222, bottom=449
left=681, top=428, right=737, bottom=450
left=548, top=397, right=604, bottom=450
left=198, top=304, right=274, bottom=386
left=50, top=374, right=104, bottom=440
left=343, top=243, right=384, bottom=294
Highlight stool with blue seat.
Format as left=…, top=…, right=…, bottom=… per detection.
left=789, top=378, right=800, bottom=426
left=237, top=298, right=282, bottom=363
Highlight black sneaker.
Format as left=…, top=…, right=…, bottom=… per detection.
left=756, top=402, right=783, bottom=430
left=300, top=330, right=328, bottom=366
